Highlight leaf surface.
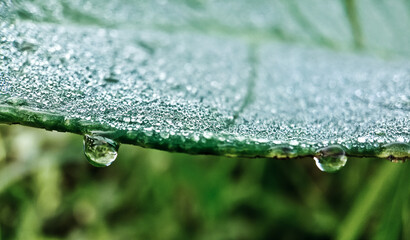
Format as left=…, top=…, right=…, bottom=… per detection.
left=0, top=0, right=409, bottom=158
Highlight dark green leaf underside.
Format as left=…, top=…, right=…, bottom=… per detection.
left=0, top=0, right=409, bottom=159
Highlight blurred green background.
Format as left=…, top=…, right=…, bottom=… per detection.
left=0, top=125, right=409, bottom=240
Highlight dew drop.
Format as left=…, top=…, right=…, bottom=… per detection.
left=103, top=73, right=120, bottom=83
left=313, top=145, right=347, bottom=173
left=378, top=142, right=410, bottom=163
left=13, top=40, right=38, bottom=52
left=396, top=137, right=405, bottom=143
left=123, top=117, right=131, bottom=123
left=5, top=97, right=28, bottom=106
left=104, top=77, right=119, bottom=83
left=83, top=134, right=120, bottom=167
left=289, top=140, right=299, bottom=146
left=203, top=131, right=213, bottom=139
left=266, top=145, right=297, bottom=158
left=159, top=131, right=170, bottom=139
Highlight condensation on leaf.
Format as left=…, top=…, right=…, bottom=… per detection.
left=0, top=0, right=409, bottom=162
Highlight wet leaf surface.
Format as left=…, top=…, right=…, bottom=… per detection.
left=0, top=0, right=409, bottom=159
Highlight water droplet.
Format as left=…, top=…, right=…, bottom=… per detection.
left=13, top=40, right=38, bottom=52
left=192, top=134, right=200, bottom=142
left=396, top=137, right=405, bottom=143
left=266, top=145, right=297, bottom=158
left=313, top=145, right=347, bottom=173
left=203, top=131, right=213, bottom=139
left=103, top=73, right=120, bottom=83
left=83, top=134, right=119, bottom=167
left=378, top=142, right=410, bottom=163
left=159, top=131, right=170, bottom=139
left=123, top=117, right=131, bottom=123
left=289, top=140, right=299, bottom=146
left=5, top=97, right=28, bottom=106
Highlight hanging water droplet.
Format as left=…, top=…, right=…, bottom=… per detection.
left=83, top=134, right=120, bottom=167
left=378, top=142, right=410, bottom=163
left=266, top=145, right=297, bottom=158
left=313, top=145, right=347, bottom=173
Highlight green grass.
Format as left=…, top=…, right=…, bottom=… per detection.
left=0, top=125, right=408, bottom=239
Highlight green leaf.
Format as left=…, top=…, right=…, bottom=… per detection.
left=0, top=0, right=409, bottom=159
